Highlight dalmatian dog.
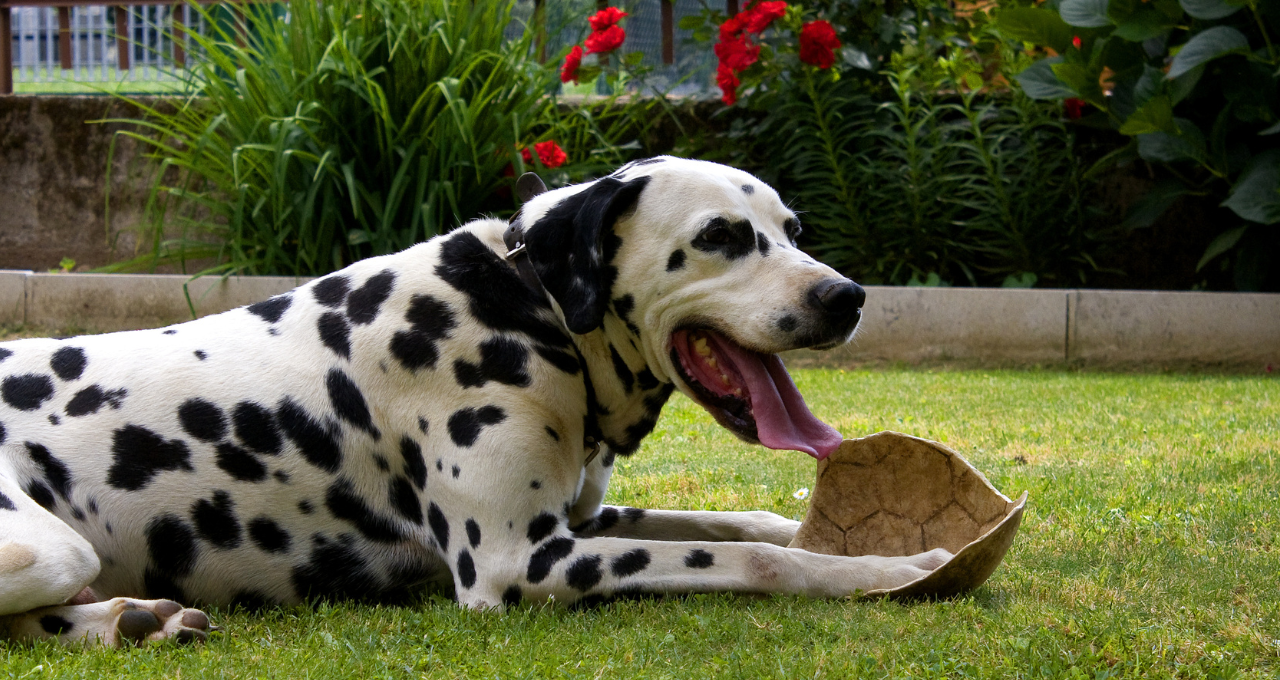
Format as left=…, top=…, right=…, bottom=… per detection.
left=0, top=157, right=951, bottom=646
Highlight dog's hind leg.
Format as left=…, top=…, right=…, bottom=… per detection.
left=572, top=506, right=801, bottom=546
left=0, top=471, right=211, bottom=646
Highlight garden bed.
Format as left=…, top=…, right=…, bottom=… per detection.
left=0, top=367, right=1275, bottom=677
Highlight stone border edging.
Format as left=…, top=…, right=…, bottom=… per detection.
left=2, top=270, right=1277, bottom=365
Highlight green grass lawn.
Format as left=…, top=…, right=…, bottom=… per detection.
left=0, top=326, right=1276, bottom=678
left=10, top=68, right=189, bottom=94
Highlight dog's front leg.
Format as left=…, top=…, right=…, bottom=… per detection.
left=572, top=505, right=800, bottom=546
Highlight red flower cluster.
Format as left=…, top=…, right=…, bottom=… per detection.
left=798, top=20, right=840, bottom=69
left=522, top=140, right=568, bottom=169
left=1063, top=97, right=1086, bottom=119
left=561, top=45, right=583, bottom=84
left=585, top=6, right=627, bottom=55
left=715, top=1, right=786, bottom=105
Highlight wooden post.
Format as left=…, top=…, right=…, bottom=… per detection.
left=171, top=2, right=184, bottom=67
left=1, top=6, right=12, bottom=94
left=533, top=0, right=544, bottom=62
left=660, top=0, right=673, bottom=65
left=727, top=0, right=739, bottom=16
left=57, top=6, right=71, bottom=70
left=114, top=5, right=128, bottom=71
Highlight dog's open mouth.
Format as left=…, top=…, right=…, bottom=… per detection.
left=669, top=328, right=843, bottom=460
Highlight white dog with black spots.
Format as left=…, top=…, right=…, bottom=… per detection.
left=0, top=157, right=950, bottom=646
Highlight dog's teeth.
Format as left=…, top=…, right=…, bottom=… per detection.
left=732, top=388, right=743, bottom=396
left=720, top=373, right=731, bottom=385
left=706, top=356, right=717, bottom=368
left=694, top=338, right=710, bottom=356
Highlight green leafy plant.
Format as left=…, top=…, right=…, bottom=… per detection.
left=107, top=0, right=558, bottom=277
left=998, top=0, right=1280, bottom=289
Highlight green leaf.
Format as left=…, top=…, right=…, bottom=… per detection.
left=1167, top=26, right=1250, bottom=79
left=1168, top=64, right=1204, bottom=104
left=1119, top=94, right=1177, bottom=134
left=1196, top=225, right=1247, bottom=270
left=1120, top=179, right=1188, bottom=229
left=1052, top=61, right=1105, bottom=103
left=996, top=7, right=1075, bottom=52
left=1136, top=118, right=1207, bottom=162
left=1015, top=58, right=1078, bottom=99
left=1222, top=149, right=1280, bottom=224
left=1179, top=0, right=1241, bottom=20
left=1060, top=0, right=1112, bottom=28
left=1132, top=64, right=1164, bottom=106
left=1112, top=9, right=1176, bottom=41
left=1002, top=272, right=1038, bottom=288
left=677, top=14, right=705, bottom=30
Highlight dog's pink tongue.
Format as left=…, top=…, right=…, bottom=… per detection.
left=715, top=340, right=843, bottom=460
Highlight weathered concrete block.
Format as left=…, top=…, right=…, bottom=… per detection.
left=24, top=273, right=311, bottom=332
left=844, top=286, right=1068, bottom=363
left=0, top=271, right=29, bottom=325
left=1068, top=290, right=1280, bottom=364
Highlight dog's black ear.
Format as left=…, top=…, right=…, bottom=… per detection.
left=524, top=175, right=650, bottom=335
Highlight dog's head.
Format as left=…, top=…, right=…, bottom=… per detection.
left=519, top=157, right=861, bottom=460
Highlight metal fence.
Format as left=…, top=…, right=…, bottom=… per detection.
left=3, top=0, right=733, bottom=95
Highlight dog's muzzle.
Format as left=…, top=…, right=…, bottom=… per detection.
left=807, top=277, right=865, bottom=342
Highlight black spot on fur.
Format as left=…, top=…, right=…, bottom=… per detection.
left=453, top=337, right=531, bottom=389
left=566, top=554, right=604, bottom=592
left=248, top=295, right=292, bottom=323
left=276, top=472, right=291, bottom=485
left=612, top=295, right=641, bottom=336
left=502, top=584, right=523, bottom=606
left=298, top=500, right=314, bottom=514
left=147, top=514, right=198, bottom=578
left=318, top=312, right=352, bottom=360
left=313, top=275, right=351, bottom=307
left=26, top=442, right=72, bottom=501
left=2, top=374, right=54, bottom=411
left=466, top=519, right=481, bottom=548
left=326, top=478, right=404, bottom=543
left=0, top=421, right=4, bottom=444
left=457, top=550, right=477, bottom=589
left=526, top=537, right=575, bottom=584
left=756, top=231, right=771, bottom=256
left=390, top=294, right=457, bottom=372
left=248, top=517, right=291, bottom=553
left=399, top=436, right=427, bottom=490
left=451, top=465, right=460, bottom=478
left=69, top=506, right=85, bottom=521
left=571, top=506, right=619, bottom=535
left=230, top=591, right=274, bottom=611
left=533, top=345, right=580, bottom=374
left=191, top=490, right=242, bottom=549
left=143, top=570, right=185, bottom=602
left=530, top=480, right=541, bottom=490
left=194, top=350, right=207, bottom=361
left=693, top=216, right=755, bottom=260
left=427, top=502, right=449, bottom=552
left=107, top=425, right=193, bottom=491
left=623, top=507, right=646, bottom=523
left=609, top=346, right=634, bottom=393
left=527, top=512, right=558, bottom=544
left=291, top=534, right=382, bottom=601
left=178, top=398, right=227, bottom=442
left=372, top=455, right=389, bottom=472
left=162, top=329, right=177, bottom=335
left=741, top=183, right=755, bottom=195
left=215, top=443, right=267, bottom=482
left=50, top=347, right=87, bottom=381
left=685, top=549, right=715, bottom=569
left=326, top=369, right=380, bottom=440
left=436, top=459, right=443, bottom=472
left=232, top=401, right=282, bottom=455
left=446, top=406, right=506, bottom=447
left=277, top=398, right=342, bottom=473
left=47, top=414, right=59, bottom=425
left=87, top=498, right=97, bottom=515
left=0, top=490, right=14, bottom=511
left=435, top=231, right=573, bottom=348
left=389, top=475, right=422, bottom=525
left=665, top=249, right=685, bottom=272
left=611, top=549, right=651, bottom=577
left=544, top=426, right=559, bottom=441
left=777, top=315, right=798, bottom=332
left=40, top=615, right=74, bottom=635
left=25, top=480, right=54, bottom=509
left=417, top=417, right=429, bottom=434
left=346, top=270, right=395, bottom=325
left=636, top=368, right=659, bottom=391
left=0, top=348, right=10, bottom=362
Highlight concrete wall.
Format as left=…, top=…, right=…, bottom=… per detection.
left=0, top=96, right=167, bottom=272
left=2, top=272, right=1276, bottom=366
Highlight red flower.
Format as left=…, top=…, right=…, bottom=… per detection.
left=719, top=14, right=746, bottom=42
left=717, top=64, right=740, bottom=105
left=742, top=1, right=786, bottom=33
left=1063, top=97, right=1086, bottom=119
left=799, top=20, right=840, bottom=69
left=586, top=24, right=625, bottom=54
left=714, top=34, right=760, bottom=72
left=1072, top=35, right=1082, bottom=49
left=561, top=45, right=583, bottom=84
left=521, top=140, right=568, bottom=169
left=588, top=6, right=627, bottom=31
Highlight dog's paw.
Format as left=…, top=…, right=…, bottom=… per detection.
left=909, top=547, right=953, bottom=572
left=111, top=598, right=211, bottom=646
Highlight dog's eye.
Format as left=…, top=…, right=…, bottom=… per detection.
left=783, top=218, right=802, bottom=244
left=702, top=226, right=733, bottom=245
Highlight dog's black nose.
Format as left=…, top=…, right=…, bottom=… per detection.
left=808, top=278, right=865, bottom=319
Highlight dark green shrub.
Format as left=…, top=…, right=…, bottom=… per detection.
left=998, top=0, right=1280, bottom=290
